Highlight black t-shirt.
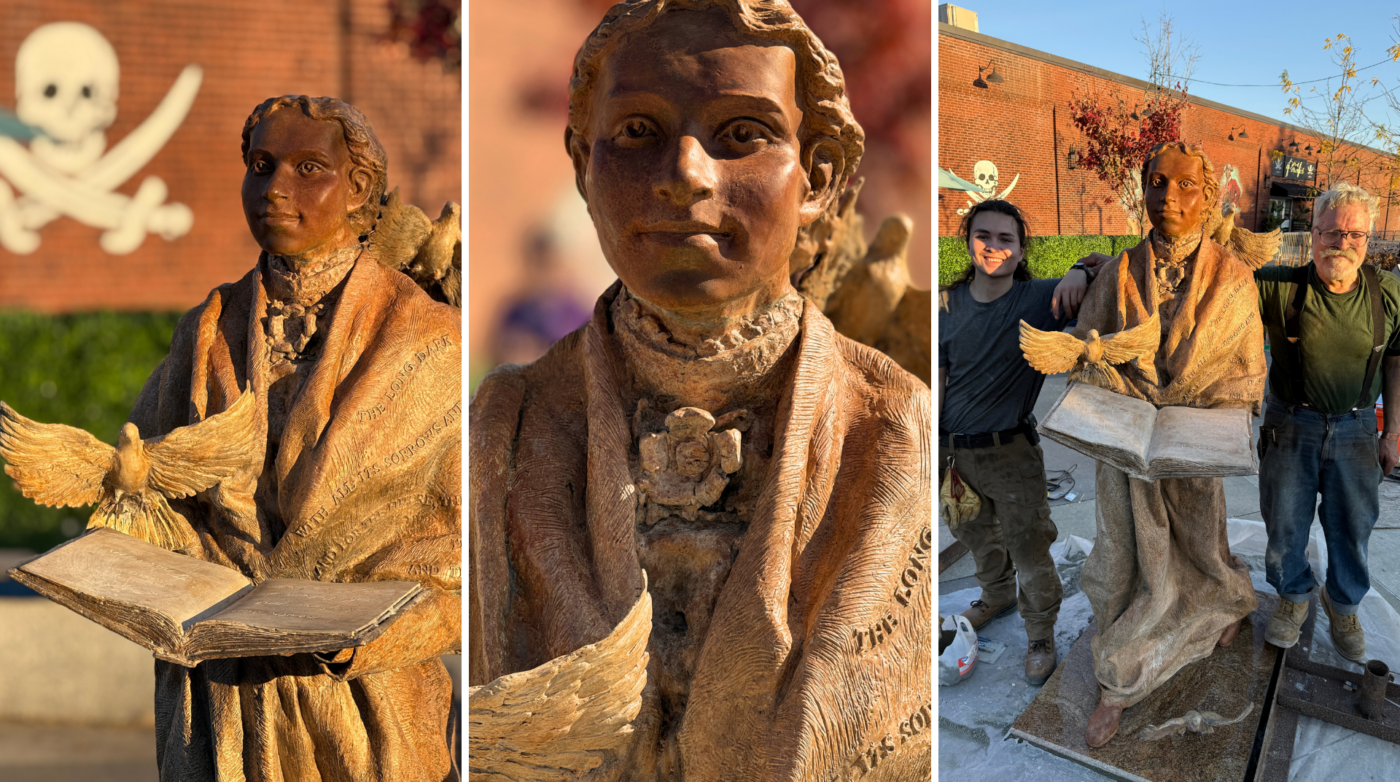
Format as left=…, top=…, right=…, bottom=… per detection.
left=939, top=278, right=1067, bottom=434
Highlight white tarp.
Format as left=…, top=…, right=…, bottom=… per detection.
left=938, top=518, right=1400, bottom=780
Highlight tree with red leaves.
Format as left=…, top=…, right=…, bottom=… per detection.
left=1068, top=84, right=1189, bottom=233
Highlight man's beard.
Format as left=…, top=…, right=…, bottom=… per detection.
left=1317, top=247, right=1363, bottom=281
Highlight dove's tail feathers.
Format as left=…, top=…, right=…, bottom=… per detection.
left=1069, top=363, right=1123, bottom=391
left=90, top=493, right=196, bottom=552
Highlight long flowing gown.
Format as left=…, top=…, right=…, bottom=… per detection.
left=1072, top=236, right=1265, bottom=708
left=128, top=253, right=462, bottom=781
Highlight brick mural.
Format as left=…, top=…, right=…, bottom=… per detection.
left=0, top=1, right=460, bottom=312
left=939, top=23, right=1399, bottom=241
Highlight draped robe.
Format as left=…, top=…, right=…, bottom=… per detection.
left=470, top=284, right=933, bottom=781
left=1073, top=236, right=1265, bottom=708
left=127, top=253, right=462, bottom=781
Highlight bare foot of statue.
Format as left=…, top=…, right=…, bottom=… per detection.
left=1086, top=697, right=1123, bottom=748
left=1218, top=617, right=1243, bottom=647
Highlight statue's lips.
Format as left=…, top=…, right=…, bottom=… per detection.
left=258, top=212, right=300, bottom=226
left=636, top=222, right=730, bottom=248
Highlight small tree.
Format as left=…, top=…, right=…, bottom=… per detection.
left=1281, top=33, right=1390, bottom=189
left=1067, top=14, right=1193, bottom=233
left=1068, top=85, right=1189, bottom=234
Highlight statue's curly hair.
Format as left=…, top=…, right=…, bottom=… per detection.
left=1140, top=141, right=1219, bottom=224
left=240, top=96, right=388, bottom=233
left=564, top=0, right=864, bottom=220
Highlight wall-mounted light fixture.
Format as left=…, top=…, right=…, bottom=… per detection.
left=1288, top=139, right=1300, bottom=153
left=1304, top=144, right=1313, bottom=155
left=973, top=61, right=1004, bottom=89
left=1228, top=126, right=1249, bottom=141
left=1067, top=147, right=1080, bottom=170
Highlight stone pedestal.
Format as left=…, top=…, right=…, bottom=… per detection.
left=1009, top=592, right=1280, bottom=782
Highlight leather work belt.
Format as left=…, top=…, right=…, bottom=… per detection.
left=939, top=421, right=1039, bottom=449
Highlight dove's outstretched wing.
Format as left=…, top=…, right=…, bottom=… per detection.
left=1019, top=321, right=1083, bottom=375
left=0, top=403, right=114, bottom=508
left=1139, top=717, right=1188, bottom=741
left=1099, top=312, right=1161, bottom=366
left=1227, top=227, right=1283, bottom=271
left=469, top=573, right=652, bottom=781
left=145, top=390, right=259, bottom=499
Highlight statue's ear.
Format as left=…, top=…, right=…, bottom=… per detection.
left=347, top=167, right=374, bottom=215
left=798, top=136, right=843, bottom=227
left=566, top=127, right=591, bottom=204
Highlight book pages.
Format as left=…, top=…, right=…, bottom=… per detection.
left=1038, top=382, right=1157, bottom=474
left=1146, top=406, right=1256, bottom=478
left=17, top=527, right=251, bottom=628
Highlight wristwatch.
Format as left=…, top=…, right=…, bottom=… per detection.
left=1069, top=262, right=1094, bottom=280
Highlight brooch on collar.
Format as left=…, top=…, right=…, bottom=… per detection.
left=637, top=407, right=746, bottom=526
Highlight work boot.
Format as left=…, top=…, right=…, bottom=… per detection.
left=1321, top=586, right=1366, bottom=662
left=1025, top=637, right=1056, bottom=685
left=960, top=596, right=1017, bottom=631
left=1265, top=597, right=1309, bottom=649
left=1085, top=697, right=1123, bottom=748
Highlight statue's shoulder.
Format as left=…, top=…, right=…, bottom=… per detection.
left=831, top=330, right=931, bottom=418
left=470, top=325, right=588, bottom=427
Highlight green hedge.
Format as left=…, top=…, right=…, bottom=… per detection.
left=939, top=234, right=1143, bottom=286
left=0, top=311, right=183, bottom=552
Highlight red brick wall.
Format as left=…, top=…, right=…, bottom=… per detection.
left=939, top=27, right=1399, bottom=241
left=0, top=1, right=460, bottom=312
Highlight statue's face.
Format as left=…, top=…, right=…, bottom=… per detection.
left=1144, top=149, right=1205, bottom=239
left=576, top=10, right=821, bottom=313
left=242, top=109, right=361, bottom=257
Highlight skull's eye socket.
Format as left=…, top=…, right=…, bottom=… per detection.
left=81, top=85, right=92, bottom=99
left=43, top=84, right=56, bottom=99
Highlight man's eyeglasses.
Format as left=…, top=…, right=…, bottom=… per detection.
left=1318, top=230, right=1370, bottom=245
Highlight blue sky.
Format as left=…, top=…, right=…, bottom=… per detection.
left=954, top=0, right=1400, bottom=150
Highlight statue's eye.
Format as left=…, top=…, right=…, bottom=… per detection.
left=615, top=118, right=658, bottom=148
left=43, top=84, right=56, bottom=99
left=720, top=120, right=771, bottom=151
left=298, top=161, right=321, bottom=175
left=249, top=159, right=270, bottom=174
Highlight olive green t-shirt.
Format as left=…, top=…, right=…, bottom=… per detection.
left=1255, top=264, right=1400, bottom=413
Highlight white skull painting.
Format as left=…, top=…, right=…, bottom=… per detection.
left=956, top=159, right=1021, bottom=215
left=0, top=22, right=202, bottom=255
left=972, top=160, right=999, bottom=194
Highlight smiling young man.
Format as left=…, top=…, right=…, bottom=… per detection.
left=125, top=96, right=462, bottom=781
left=469, top=2, right=931, bottom=779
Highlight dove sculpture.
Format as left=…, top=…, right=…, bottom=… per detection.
left=1138, top=703, right=1253, bottom=741
left=469, top=572, right=652, bottom=780
left=1018, top=313, right=1161, bottom=391
left=0, top=390, right=259, bottom=551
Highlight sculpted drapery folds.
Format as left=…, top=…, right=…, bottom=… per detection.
left=128, top=96, right=462, bottom=781
left=1073, top=142, right=1264, bottom=746
left=470, top=1, right=931, bottom=780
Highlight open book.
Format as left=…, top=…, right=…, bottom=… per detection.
left=8, top=528, right=422, bottom=667
left=1039, top=382, right=1257, bottom=481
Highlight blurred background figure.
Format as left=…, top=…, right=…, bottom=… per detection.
left=491, top=227, right=594, bottom=366
left=469, top=0, right=931, bottom=389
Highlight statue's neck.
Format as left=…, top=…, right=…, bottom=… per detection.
left=263, top=244, right=362, bottom=307
left=1149, top=228, right=1202, bottom=267
left=610, top=285, right=804, bottom=413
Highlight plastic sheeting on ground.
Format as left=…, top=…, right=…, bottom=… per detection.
left=938, top=518, right=1400, bottom=780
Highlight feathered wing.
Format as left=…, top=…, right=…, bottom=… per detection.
left=89, top=491, right=197, bottom=552
left=1019, top=321, right=1084, bottom=375
left=146, top=390, right=260, bottom=498
left=0, top=402, right=113, bottom=508
left=468, top=573, right=652, bottom=781
left=1139, top=718, right=1188, bottom=741
left=1099, top=312, right=1161, bottom=365
left=1227, top=227, right=1283, bottom=270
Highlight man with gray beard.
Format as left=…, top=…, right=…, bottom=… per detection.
left=1253, top=182, right=1400, bottom=661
